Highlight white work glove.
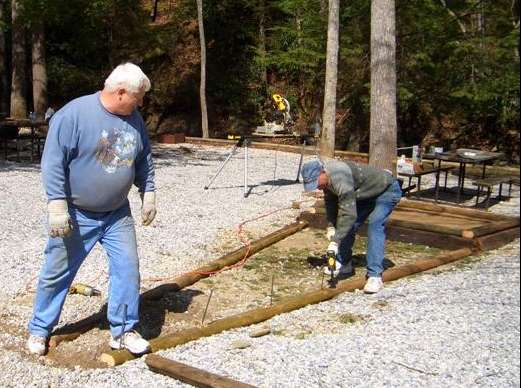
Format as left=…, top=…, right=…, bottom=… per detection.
left=47, top=199, right=72, bottom=238
left=327, top=241, right=338, bottom=256
left=141, top=191, right=156, bottom=226
left=326, top=226, right=336, bottom=241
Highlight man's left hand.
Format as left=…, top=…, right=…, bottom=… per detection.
left=141, top=191, right=156, bottom=226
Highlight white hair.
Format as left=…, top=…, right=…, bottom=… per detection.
left=104, top=62, right=151, bottom=93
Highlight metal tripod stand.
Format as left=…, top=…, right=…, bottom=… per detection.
left=204, top=136, right=252, bottom=198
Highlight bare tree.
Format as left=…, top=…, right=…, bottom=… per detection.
left=0, top=0, right=9, bottom=115
left=320, top=0, right=339, bottom=158
left=258, top=0, right=268, bottom=96
left=151, top=0, right=159, bottom=22
left=32, top=20, right=47, bottom=119
left=369, top=0, right=397, bottom=172
left=196, top=0, right=209, bottom=138
left=10, top=0, right=27, bottom=118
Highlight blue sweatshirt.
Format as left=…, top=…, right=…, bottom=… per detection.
left=41, top=92, right=155, bottom=212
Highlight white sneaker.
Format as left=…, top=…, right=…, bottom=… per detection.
left=364, top=277, right=384, bottom=294
left=323, top=261, right=354, bottom=277
left=109, top=330, right=150, bottom=354
left=27, top=334, right=47, bottom=355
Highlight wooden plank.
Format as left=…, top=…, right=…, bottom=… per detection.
left=390, top=209, right=485, bottom=230
left=462, top=219, right=520, bottom=239
left=361, top=224, right=476, bottom=250
left=146, top=354, right=256, bottom=388
left=474, top=227, right=520, bottom=251
left=387, top=219, right=462, bottom=236
left=397, top=199, right=515, bottom=222
left=315, top=199, right=502, bottom=226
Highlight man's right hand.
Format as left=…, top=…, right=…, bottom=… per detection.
left=48, top=199, right=72, bottom=238
left=327, top=241, right=338, bottom=256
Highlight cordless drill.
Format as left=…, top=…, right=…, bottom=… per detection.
left=326, top=249, right=337, bottom=286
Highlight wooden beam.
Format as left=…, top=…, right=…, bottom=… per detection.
left=145, top=354, right=256, bottom=388
left=397, top=199, right=517, bottom=222
left=367, top=224, right=475, bottom=250
left=100, top=248, right=473, bottom=366
left=49, top=221, right=308, bottom=347
left=387, top=218, right=465, bottom=237
left=474, top=227, right=520, bottom=251
left=462, top=219, right=520, bottom=239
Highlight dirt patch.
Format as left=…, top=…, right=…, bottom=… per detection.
left=3, top=226, right=445, bottom=369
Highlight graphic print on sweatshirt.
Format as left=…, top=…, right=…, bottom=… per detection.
left=95, top=127, right=137, bottom=173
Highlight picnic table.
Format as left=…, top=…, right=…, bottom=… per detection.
left=0, top=117, right=48, bottom=162
left=423, top=149, right=504, bottom=204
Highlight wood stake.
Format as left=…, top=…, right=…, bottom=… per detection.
left=201, top=289, right=214, bottom=325
left=270, top=273, right=275, bottom=306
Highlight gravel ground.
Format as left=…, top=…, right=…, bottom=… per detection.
left=0, top=143, right=519, bottom=387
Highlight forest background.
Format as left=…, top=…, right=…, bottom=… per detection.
left=0, top=0, right=519, bottom=162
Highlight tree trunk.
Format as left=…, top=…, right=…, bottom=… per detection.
left=32, top=21, right=47, bottom=120
left=320, top=0, right=339, bottom=158
left=258, top=0, right=268, bottom=96
left=196, top=0, right=209, bottom=138
left=369, top=0, right=397, bottom=172
left=10, top=0, right=27, bottom=118
left=151, top=0, right=159, bottom=22
left=0, top=0, right=9, bottom=115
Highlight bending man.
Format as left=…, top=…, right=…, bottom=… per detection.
left=28, top=62, right=156, bottom=355
left=301, top=159, right=402, bottom=294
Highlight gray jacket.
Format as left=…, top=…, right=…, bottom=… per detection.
left=323, top=160, right=394, bottom=243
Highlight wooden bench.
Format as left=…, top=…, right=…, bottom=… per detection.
left=398, top=166, right=455, bottom=201
left=472, top=176, right=518, bottom=208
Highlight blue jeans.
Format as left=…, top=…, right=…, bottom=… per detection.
left=28, top=202, right=141, bottom=338
left=337, top=180, right=402, bottom=277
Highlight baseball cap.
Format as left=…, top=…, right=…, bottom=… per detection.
left=301, top=160, right=323, bottom=191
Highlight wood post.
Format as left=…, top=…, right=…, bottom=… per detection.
left=462, top=219, right=520, bottom=239
left=145, top=354, right=256, bottom=388
left=49, top=220, right=308, bottom=347
left=100, top=247, right=473, bottom=366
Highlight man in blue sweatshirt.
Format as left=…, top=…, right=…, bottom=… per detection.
left=27, top=63, right=156, bottom=356
left=301, top=159, right=402, bottom=294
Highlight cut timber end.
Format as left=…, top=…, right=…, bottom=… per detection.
left=462, top=230, right=475, bottom=239
left=99, top=353, right=117, bottom=367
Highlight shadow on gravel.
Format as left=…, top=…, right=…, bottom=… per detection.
left=44, top=288, right=204, bottom=369
left=411, top=185, right=507, bottom=209
left=203, top=177, right=299, bottom=197
left=0, top=161, right=41, bottom=173
left=152, top=146, right=244, bottom=169
left=52, top=288, right=203, bottom=339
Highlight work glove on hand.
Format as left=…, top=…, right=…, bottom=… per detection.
left=141, top=191, right=156, bottom=226
left=47, top=199, right=72, bottom=238
left=327, top=241, right=338, bottom=256
left=326, top=226, right=336, bottom=241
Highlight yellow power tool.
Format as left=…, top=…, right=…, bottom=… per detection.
left=326, top=250, right=337, bottom=287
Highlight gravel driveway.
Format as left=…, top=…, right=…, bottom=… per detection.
left=0, top=143, right=518, bottom=387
